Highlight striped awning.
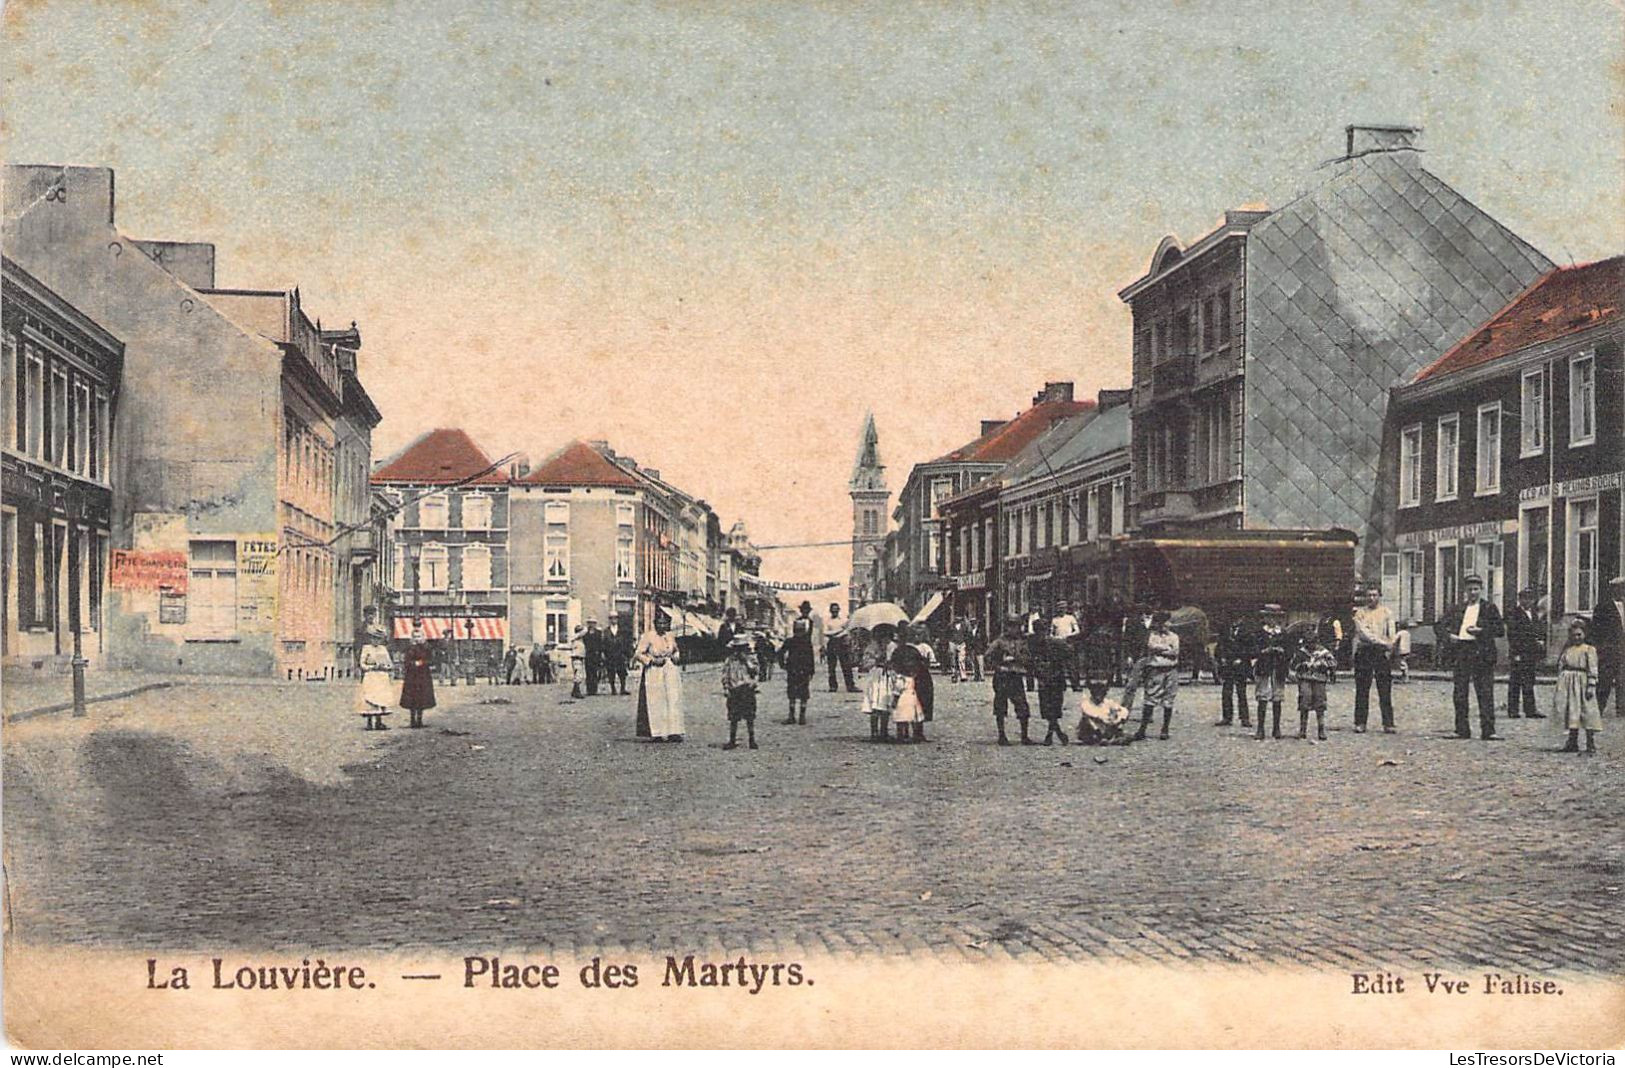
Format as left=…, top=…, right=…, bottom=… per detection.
left=392, top=616, right=509, bottom=640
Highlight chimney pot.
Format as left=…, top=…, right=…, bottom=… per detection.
left=1032, top=381, right=1075, bottom=405
left=1344, top=124, right=1422, bottom=158
left=980, top=419, right=1008, bottom=438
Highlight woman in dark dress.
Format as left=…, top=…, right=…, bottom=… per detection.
left=907, top=623, right=936, bottom=741
left=400, top=624, right=437, bottom=729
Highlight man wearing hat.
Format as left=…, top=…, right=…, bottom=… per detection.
left=583, top=619, right=605, bottom=696
left=1593, top=575, right=1624, bottom=716
left=1437, top=574, right=1504, bottom=740
left=1505, top=586, right=1547, bottom=719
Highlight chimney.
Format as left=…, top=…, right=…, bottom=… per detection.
left=644, top=469, right=661, bottom=481
left=1344, top=124, right=1422, bottom=158
left=1096, top=388, right=1133, bottom=412
left=980, top=419, right=1008, bottom=438
left=1031, top=381, right=1075, bottom=406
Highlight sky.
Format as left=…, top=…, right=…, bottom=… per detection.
left=4, top=0, right=1622, bottom=586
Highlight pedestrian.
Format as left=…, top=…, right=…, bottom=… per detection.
left=504, top=646, right=524, bottom=686
left=984, top=619, right=1033, bottom=746
left=1437, top=574, right=1503, bottom=741
left=1290, top=632, right=1337, bottom=741
left=889, top=641, right=924, bottom=743
left=722, top=634, right=760, bottom=750
left=1394, top=623, right=1412, bottom=682
left=1253, top=604, right=1290, bottom=740
left=1119, top=603, right=1154, bottom=708
left=753, top=630, right=776, bottom=682
left=1050, top=599, right=1083, bottom=691
left=858, top=625, right=897, bottom=741
left=716, top=607, right=741, bottom=650
left=528, top=642, right=547, bottom=685
left=1213, top=615, right=1255, bottom=728
left=780, top=615, right=816, bottom=725
left=1591, top=576, right=1624, bottom=717
left=825, top=603, right=858, bottom=692
left=948, top=619, right=968, bottom=683
left=603, top=618, right=632, bottom=696
left=1032, top=634, right=1073, bottom=745
left=1506, top=587, right=1547, bottom=720
left=569, top=625, right=587, bottom=698
left=356, top=625, right=395, bottom=731
left=634, top=610, right=685, bottom=742
left=399, top=623, right=436, bottom=730
left=1133, top=611, right=1180, bottom=741
left=1553, top=619, right=1601, bottom=755
left=905, top=623, right=936, bottom=741
left=1351, top=584, right=1398, bottom=733
left=584, top=619, right=604, bottom=696
left=967, top=618, right=985, bottom=681
left=1077, top=679, right=1131, bottom=745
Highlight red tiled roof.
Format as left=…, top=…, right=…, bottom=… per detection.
left=928, top=399, right=1095, bottom=464
left=520, top=440, right=644, bottom=488
left=372, top=428, right=507, bottom=485
left=1414, top=256, right=1623, bottom=383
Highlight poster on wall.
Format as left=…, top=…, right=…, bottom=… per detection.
left=236, top=536, right=278, bottom=632
left=107, top=549, right=187, bottom=593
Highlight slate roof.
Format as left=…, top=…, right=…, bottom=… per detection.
left=1413, top=256, right=1623, bottom=383
left=519, top=439, right=645, bottom=488
left=1001, top=404, right=1131, bottom=490
left=928, top=398, right=1095, bottom=465
left=372, top=428, right=507, bottom=485
left=1236, top=149, right=1551, bottom=553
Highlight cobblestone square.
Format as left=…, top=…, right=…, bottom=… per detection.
left=4, top=669, right=1621, bottom=972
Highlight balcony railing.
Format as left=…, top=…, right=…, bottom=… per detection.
left=1150, top=355, right=1196, bottom=400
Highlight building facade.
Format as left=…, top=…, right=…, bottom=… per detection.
left=2, top=258, right=123, bottom=668
left=889, top=382, right=1092, bottom=614
left=509, top=440, right=646, bottom=647
left=1385, top=256, right=1623, bottom=651
left=4, top=164, right=379, bottom=678
left=371, top=428, right=513, bottom=671
left=324, top=324, right=383, bottom=675
left=1119, top=125, right=1553, bottom=585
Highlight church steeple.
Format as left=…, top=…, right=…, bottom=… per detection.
left=847, top=412, right=890, bottom=611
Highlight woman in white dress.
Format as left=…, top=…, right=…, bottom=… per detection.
left=635, top=611, right=685, bottom=742
left=356, top=625, right=395, bottom=731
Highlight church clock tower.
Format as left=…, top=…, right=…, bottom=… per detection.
left=848, top=413, right=890, bottom=611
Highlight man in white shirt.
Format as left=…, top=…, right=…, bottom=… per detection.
left=1351, top=584, right=1398, bottom=733
left=1050, top=600, right=1082, bottom=691
left=1436, top=574, right=1503, bottom=740
left=823, top=602, right=857, bottom=693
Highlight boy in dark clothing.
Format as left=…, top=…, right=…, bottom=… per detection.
left=753, top=632, right=776, bottom=682
left=1213, top=617, right=1255, bottom=728
left=722, top=636, right=760, bottom=750
left=1290, top=635, right=1338, bottom=741
left=1253, top=605, right=1291, bottom=740
left=1032, top=635, right=1073, bottom=745
left=1506, top=587, right=1546, bottom=719
left=984, top=620, right=1034, bottom=746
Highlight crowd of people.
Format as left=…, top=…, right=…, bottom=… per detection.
left=349, top=576, right=1620, bottom=758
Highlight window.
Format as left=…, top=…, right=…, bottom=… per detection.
left=1112, top=480, right=1127, bottom=536
left=1201, top=296, right=1217, bottom=353
left=616, top=532, right=634, bottom=585
left=74, top=528, right=91, bottom=631
left=1380, top=552, right=1401, bottom=621
left=92, top=391, right=110, bottom=482
left=1400, top=549, right=1425, bottom=624
left=1215, top=288, right=1232, bottom=349
left=24, top=351, right=43, bottom=458
left=1043, top=502, right=1054, bottom=549
left=461, top=493, right=492, bottom=531
left=1569, top=353, right=1595, bottom=446
left=1520, top=504, right=1550, bottom=604
left=418, top=493, right=448, bottom=529
left=1, top=336, right=14, bottom=450
left=1437, top=542, right=1459, bottom=616
left=930, top=477, right=954, bottom=518
left=418, top=543, right=448, bottom=591
left=1520, top=369, right=1545, bottom=457
left=541, top=599, right=570, bottom=646
left=1433, top=414, right=1459, bottom=501
left=23, top=521, right=44, bottom=627
left=1399, top=425, right=1422, bottom=508
left=461, top=543, right=492, bottom=592
left=1058, top=496, right=1071, bottom=547
left=1463, top=538, right=1503, bottom=608
left=90, top=531, right=106, bottom=631
left=1569, top=497, right=1599, bottom=614
left=71, top=380, right=89, bottom=476
left=50, top=369, right=67, bottom=468
left=188, top=539, right=238, bottom=639
left=1028, top=508, right=1038, bottom=552
left=1475, top=403, right=1501, bottom=495
left=544, top=500, right=570, bottom=582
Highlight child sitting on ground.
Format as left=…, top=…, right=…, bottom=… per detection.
left=1077, top=680, right=1131, bottom=745
left=722, top=635, right=760, bottom=750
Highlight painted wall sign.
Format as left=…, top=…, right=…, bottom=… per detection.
left=1394, top=519, right=1520, bottom=548
left=236, top=536, right=278, bottom=632
left=1518, top=471, right=1622, bottom=502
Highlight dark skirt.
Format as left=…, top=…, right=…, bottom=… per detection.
left=913, top=665, right=934, bottom=722
left=400, top=662, right=436, bottom=711
left=786, top=670, right=812, bottom=701
left=635, top=671, right=651, bottom=738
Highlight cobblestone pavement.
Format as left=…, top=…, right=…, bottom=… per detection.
left=5, top=669, right=1622, bottom=971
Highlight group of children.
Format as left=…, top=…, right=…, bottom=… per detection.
left=856, top=624, right=937, bottom=742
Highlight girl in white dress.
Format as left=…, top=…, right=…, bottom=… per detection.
left=1554, top=619, right=1600, bottom=755
left=356, top=626, right=395, bottom=731
left=635, top=612, right=685, bottom=742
